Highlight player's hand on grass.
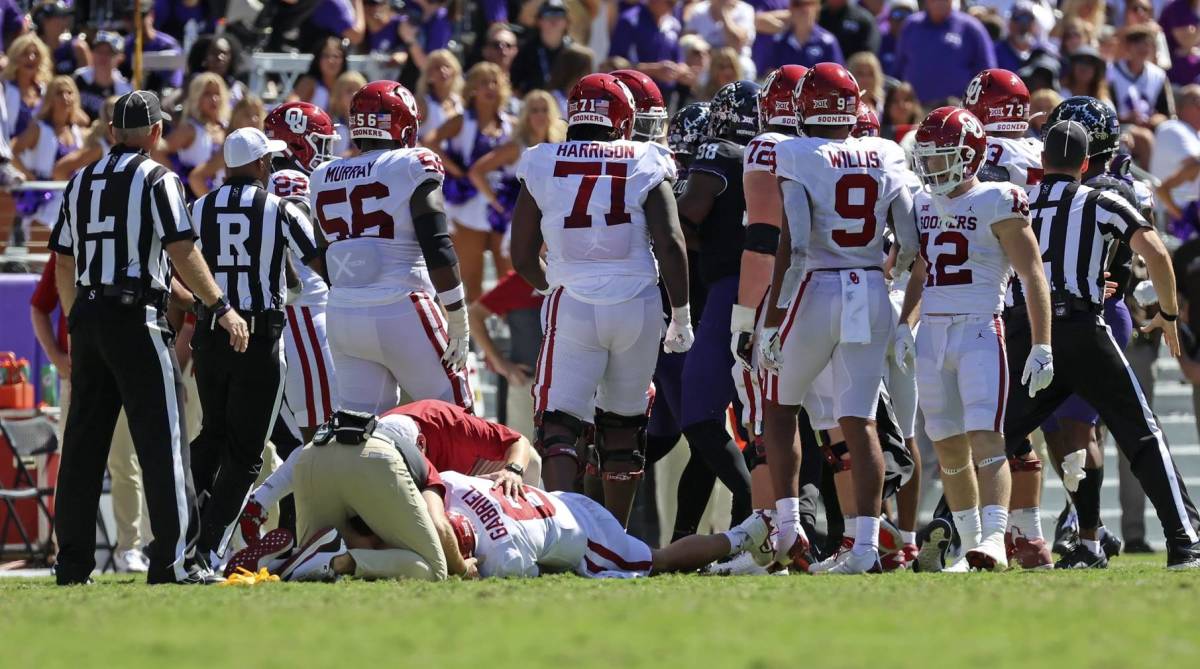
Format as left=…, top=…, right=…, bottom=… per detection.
left=461, top=558, right=480, bottom=580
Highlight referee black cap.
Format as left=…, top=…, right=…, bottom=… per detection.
left=113, top=90, right=171, bottom=128
left=1042, top=119, right=1090, bottom=169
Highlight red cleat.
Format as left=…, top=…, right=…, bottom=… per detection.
left=239, top=499, right=268, bottom=546
left=223, top=527, right=296, bottom=577
left=882, top=543, right=918, bottom=571
left=1011, top=535, right=1054, bottom=570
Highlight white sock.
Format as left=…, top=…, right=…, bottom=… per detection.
left=900, top=530, right=917, bottom=545
left=1082, top=539, right=1102, bottom=557
left=843, top=516, right=857, bottom=540
left=853, top=515, right=880, bottom=554
left=981, top=505, right=1009, bottom=540
left=1008, top=507, right=1044, bottom=541
left=253, top=447, right=302, bottom=509
left=952, top=508, right=982, bottom=552
left=775, top=497, right=800, bottom=525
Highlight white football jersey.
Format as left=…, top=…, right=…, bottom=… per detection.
left=441, top=472, right=584, bottom=578
left=269, top=169, right=328, bottom=308
left=516, top=140, right=676, bottom=305
left=982, top=135, right=1043, bottom=188
left=914, top=181, right=1029, bottom=315
left=773, top=135, right=910, bottom=271
left=744, top=131, right=789, bottom=174
left=307, top=147, right=446, bottom=307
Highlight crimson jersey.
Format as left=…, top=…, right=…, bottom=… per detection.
left=914, top=181, right=1029, bottom=315
left=307, top=146, right=446, bottom=306
left=379, top=400, right=522, bottom=474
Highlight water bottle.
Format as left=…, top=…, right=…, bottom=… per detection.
left=41, top=364, right=58, bottom=407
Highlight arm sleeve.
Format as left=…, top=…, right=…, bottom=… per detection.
left=48, top=176, right=77, bottom=255
left=781, top=179, right=812, bottom=271
left=29, top=256, right=60, bottom=314
left=1096, top=191, right=1151, bottom=242
left=281, top=199, right=320, bottom=264
left=888, top=182, right=919, bottom=263
left=150, top=172, right=196, bottom=244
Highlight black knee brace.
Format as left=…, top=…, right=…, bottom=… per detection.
left=594, top=410, right=648, bottom=482
left=744, top=436, right=768, bottom=469
left=536, top=410, right=588, bottom=470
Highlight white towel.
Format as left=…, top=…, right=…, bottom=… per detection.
left=839, top=270, right=870, bottom=344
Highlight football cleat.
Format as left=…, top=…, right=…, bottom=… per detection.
left=703, top=551, right=769, bottom=576
left=820, top=547, right=883, bottom=575
left=1009, top=534, right=1053, bottom=570
left=772, top=521, right=815, bottom=573
left=239, top=499, right=268, bottom=547
left=1099, top=527, right=1123, bottom=559
left=882, top=543, right=918, bottom=572
left=915, top=517, right=953, bottom=573
left=1053, top=504, right=1079, bottom=555
left=809, top=536, right=853, bottom=574
left=943, top=557, right=971, bottom=573
left=742, top=511, right=776, bottom=568
left=278, top=527, right=348, bottom=582
left=966, top=533, right=1009, bottom=572
left=224, top=528, right=296, bottom=578
left=878, top=516, right=904, bottom=557
left=1055, top=543, right=1108, bottom=569
left=1166, top=540, right=1200, bottom=570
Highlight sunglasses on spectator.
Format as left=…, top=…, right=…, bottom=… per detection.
left=488, top=40, right=517, bottom=50
left=889, top=8, right=913, bottom=20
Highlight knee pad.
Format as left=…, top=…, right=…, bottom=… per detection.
left=535, top=410, right=588, bottom=469
left=594, top=410, right=647, bottom=482
left=1008, top=452, right=1043, bottom=473
left=822, top=440, right=851, bottom=473
left=975, top=454, right=1007, bottom=470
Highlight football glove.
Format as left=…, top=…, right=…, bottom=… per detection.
left=730, top=304, right=756, bottom=371
left=1021, top=344, right=1054, bottom=398
left=1062, top=450, right=1087, bottom=493
left=443, top=307, right=470, bottom=371
left=892, top=323, right=915, bottom=373
left=759, top=326, right=783, bottom=373
left=663, top=305, right=695, bottom=353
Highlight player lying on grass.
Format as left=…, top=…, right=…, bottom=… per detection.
left=276, top=471, right=774, bottom=581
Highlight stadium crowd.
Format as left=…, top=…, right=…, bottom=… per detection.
left=6, top=0, right=1200, bottom=582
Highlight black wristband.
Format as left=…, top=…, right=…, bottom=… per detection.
left=206, top=295, right=231, bottom=318
left=1161, top=311, right=1179, bottom=322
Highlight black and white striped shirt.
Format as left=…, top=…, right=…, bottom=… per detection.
left=1012, top=174, right=1150, bottom=308
left=191, top=177, right=319, bottom=312
left=48, top=146, right=193, bottom=293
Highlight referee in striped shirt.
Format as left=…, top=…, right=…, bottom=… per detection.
left=188, top=128, right=325, bottom=567
left=48, top=91, right=249, bottom=585
left=1005, top=120, right=1200, bottom=568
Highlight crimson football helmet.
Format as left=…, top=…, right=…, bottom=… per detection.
left=758, top=64, right=808, bottom=130
left=794, top=62, right=859, bottom=126
left=349, top=80, right=421, bottom=147
left=852, top=100, right=880, bottom=138
left=566, top=73, right=636, bottom=139
left=264, top=101, right=338, bottom=173
left=913, top=106, right=988, bottom=195
left=446, top=510, right=476, bottom=560
left=610, top=69, right=668, bottom=141
left=964, top=68, right=1030, bottom=133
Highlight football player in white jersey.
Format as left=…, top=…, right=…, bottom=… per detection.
left=759, top=62, right=920, bottom=574
left=439, top=471, right=772, bottom=578
left=895, top=106, right=1054, bottom=571
left=510, top=73, right=692, bottom=525
left=967, top=68, right=1043, bottom=189
left=264, top=101, right=340, bottom=443
left=308, top=81, right=473, bottom=415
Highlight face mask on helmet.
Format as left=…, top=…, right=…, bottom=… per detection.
left=914, top=144, right=974, bottom=196
left=632, top=109, right=668, bottom=142
left=305, top=131, right=339, bottom=169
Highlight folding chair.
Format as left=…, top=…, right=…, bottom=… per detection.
left=0, top=416, right=58, bottom=566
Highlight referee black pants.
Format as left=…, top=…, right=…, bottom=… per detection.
left=189, top=325, right=286, bottom=559
left=54, top=294, right=199, bottom=584
left=1004, top=311, right=1200, bottom=547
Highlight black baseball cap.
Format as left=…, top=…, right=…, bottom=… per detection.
left=113, top=90, right=171, bottom=128
left=1043, top=119, right=1090, bottom=168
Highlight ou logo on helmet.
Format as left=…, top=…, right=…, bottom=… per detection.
left=285, top=106, right=308, bottom=134
left=965, top=74, right=984, bottom=106
left=959, top=111, right=983, bottom=139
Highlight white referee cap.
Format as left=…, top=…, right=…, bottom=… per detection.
left=224, top=127, right=288, bottom=168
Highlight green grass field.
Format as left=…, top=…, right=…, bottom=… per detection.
left=3, top=555, right=1199, bottom=669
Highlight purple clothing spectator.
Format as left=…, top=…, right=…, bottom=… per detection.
left=367, top=16, right=404, bottom=52
left=609, top=4, right=683, bottom=86
left=763, top=25, right=844, bottom=71
left=311, top=0, right=356, bottom=37
left=0, top=0, right=23, bottom=53
left=897, top=10, right=996, bottom=104
left=52, top=41, right=77, bottom=76
left=154, top=0, right=215, bottom=42
left=994, top=37, right=1054, bottom=73
left=124, top=31, right=184, bottom=90
left=424, top=6, right=453, bottom=52
left=1160, top=0, right=1200, bottom=85
left=750, top=0, right=789, bottom=78
left=481, top=0, right=509, bottom=24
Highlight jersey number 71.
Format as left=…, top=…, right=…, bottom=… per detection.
left=553, top=161, right=631, bottom=229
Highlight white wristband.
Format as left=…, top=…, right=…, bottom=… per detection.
left=730, top=304, right=756, bottom=333
left=438, top=284, right=466, bottom=306
left=671, top=304, right=691, bottom=323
